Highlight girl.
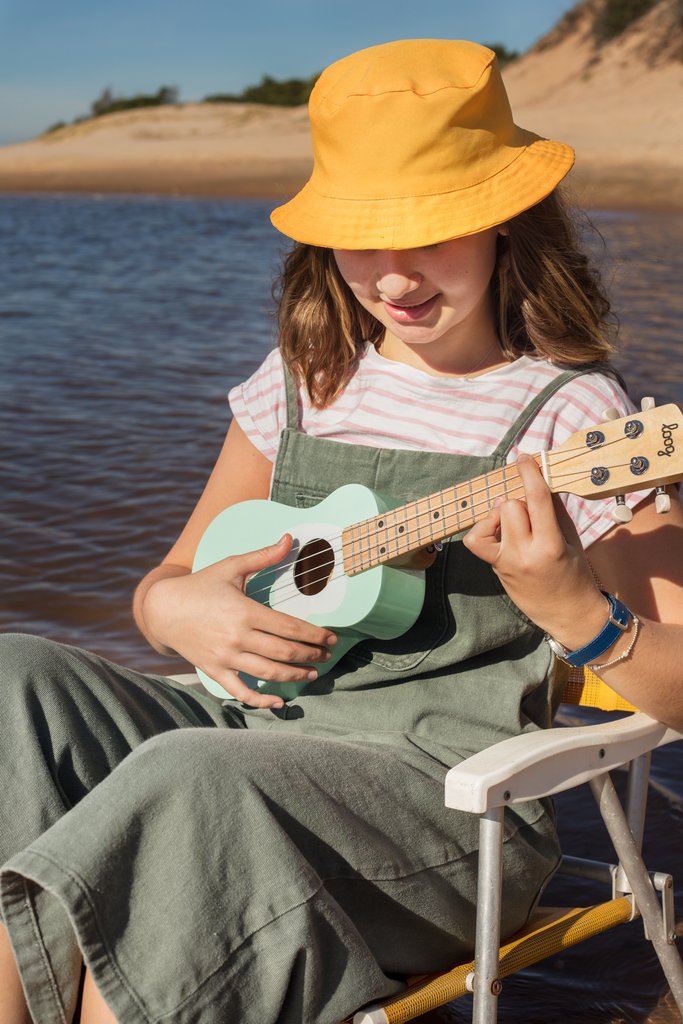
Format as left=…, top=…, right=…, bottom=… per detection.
left=2, top=38, right=683, bottom=1024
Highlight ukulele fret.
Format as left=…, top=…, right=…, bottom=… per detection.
left=340, top=403, right=683, bottom=576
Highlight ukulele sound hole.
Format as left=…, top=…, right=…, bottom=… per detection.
left=294, top=538, right=335, bottom=596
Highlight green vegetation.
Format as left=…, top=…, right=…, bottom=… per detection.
left=90, top=86, right=178, bottom=118
left=42, top=86, right=179, bottom=134
left=204, top=73, right=319, bottom=107
left=40, top=41, right=533, bottom=137
left=485, top=43, right=520, bottom=67
left=593, top=0, right=659, bottom=42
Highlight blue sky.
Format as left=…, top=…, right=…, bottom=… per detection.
left=0, top=0, right=577, bottom=145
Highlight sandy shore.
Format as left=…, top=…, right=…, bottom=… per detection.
left=0, top=103, right=314, bottom=199
left=0, top=3, right=681, bottom=211
left=0, top=100, right=680, bottom=212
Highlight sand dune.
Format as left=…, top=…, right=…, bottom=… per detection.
left=504, top=0, right=683, bottom=210
left=0, top=0, right=681, bottom=210
left=0, top=103, right=313, bottom=198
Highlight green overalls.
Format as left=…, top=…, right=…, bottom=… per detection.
left=0, top=366, right=587, bottom=1024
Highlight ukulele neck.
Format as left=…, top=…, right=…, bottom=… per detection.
left=342, top=459, right=530, bottom=576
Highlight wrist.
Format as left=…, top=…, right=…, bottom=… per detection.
left=545, top=591, right=631, bottom=668
left=136, top=567, right=188, bottom=654
left=542, top=589, right=610, bottom=653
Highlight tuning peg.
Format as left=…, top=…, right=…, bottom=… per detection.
left=603, top=407, right=620, bottom=421
left=655, top=486, right=671, bottom=514
left=641, top=396, right=656, bottom=411
left=611, top=494, right=633, bottom=524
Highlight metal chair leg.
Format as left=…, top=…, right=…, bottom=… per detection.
left=472, top=807, right=504, bottom=1024
left=590, top=772, right=683, bottom=1012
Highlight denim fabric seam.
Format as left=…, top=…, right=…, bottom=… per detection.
left=157, top=812, right=553, bottom=1020
left=4, top=852, right=153, bottom=1024
left=22, top=877, right=69, bottom=1024
left=153, top=848, right=486, bottom=1020
left=11, top=840, right=523, bottom=1023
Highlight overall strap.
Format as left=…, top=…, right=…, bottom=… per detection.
left=494, top=364, right=624, bottom=461
left=282, top=360, right=300, bottom=432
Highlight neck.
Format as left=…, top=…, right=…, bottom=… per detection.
left=342, top=459, right=533, bottom=576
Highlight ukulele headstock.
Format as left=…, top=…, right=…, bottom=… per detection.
left=543, top=399, right=683, bottom=520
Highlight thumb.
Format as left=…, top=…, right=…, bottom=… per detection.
left=229, top=533, right=293, bottom=583
left=463, top=509, right=502, bottom=565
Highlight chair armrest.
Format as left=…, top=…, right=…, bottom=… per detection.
left=445, top=713, right=683, bottom=814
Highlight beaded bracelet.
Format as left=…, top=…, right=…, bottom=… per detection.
left=588, top=614, right=641, bottom=673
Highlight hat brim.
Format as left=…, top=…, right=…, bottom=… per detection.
left=271, top=138, right=574, bottom=249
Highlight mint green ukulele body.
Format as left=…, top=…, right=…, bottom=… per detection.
left=192, top=483, right=425, bottom=699
left=192, top=400, right=683, bottom=700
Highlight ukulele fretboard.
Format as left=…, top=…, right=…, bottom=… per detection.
left=342, top=460, right=532, bottom=575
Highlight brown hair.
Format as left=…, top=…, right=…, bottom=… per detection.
left=276, top=188, right=616, bottom=409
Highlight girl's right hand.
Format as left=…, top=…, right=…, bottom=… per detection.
left=143, top=535, right=336, bottom=709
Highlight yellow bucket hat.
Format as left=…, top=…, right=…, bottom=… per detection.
left=270, top=39, right=574, bottom=250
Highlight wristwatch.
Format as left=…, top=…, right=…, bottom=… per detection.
left=545, top=591, right=631, bottom=668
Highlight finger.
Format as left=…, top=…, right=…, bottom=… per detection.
left=248, top=629, right=332, bottom=666
left=237, top=652, right=320, bottom=687
left=495, top=493, right=532, bottom=547
left=515, top=456, right=562, bottom=536
left=207, top=668, right=287, bottom=710
left=463, top=508, right=503, bottom=564
left=250, top=602, right=337, bottom=649
left=551, top=493, right=583, bottom=549
left=229, top=534, right=294, bottom=583
left=387, top=547, right=438, bottom=569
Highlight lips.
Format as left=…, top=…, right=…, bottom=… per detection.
left=383, top=294, right=438, bottom=322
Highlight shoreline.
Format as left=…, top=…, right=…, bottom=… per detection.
left=0, top=162, right=681, bottom=213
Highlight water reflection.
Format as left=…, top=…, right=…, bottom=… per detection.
left=1, top=196, right=682, bottom=1021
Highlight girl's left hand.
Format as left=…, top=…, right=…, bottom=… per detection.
left=463, top=456, right=608, bottom=647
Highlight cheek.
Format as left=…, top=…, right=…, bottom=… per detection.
left=333, top=251, right=362, bottom=286
left=448, top=239, right=498, bottom=296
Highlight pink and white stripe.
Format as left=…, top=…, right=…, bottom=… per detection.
left=229, top=345, right=649, bottom=549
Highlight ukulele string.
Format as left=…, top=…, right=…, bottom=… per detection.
left=244, top=440, right=638, bottom=607
left=245, top=467, right=526, bottom=605
left=543, top=430, right=638, bottom=470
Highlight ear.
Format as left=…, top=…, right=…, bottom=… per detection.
left=497, top=223, right=509, bottom=237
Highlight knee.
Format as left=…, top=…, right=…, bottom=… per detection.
left=0, top=633, right=106, bottom=718
left=0, top=632, right=70, bottom=690
left=125, top=729, right=274, bottom=798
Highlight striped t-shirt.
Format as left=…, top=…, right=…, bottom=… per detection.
left=229, top=344, right=648, bottom=549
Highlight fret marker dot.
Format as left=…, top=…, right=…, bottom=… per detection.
left=461, top=500, right=468, bottom=508
left=378, top=520, right=384, bottom=528
left=433, top=512, right=440, bottom=519
left=380, top=546, right=386, bottom=554
left=398, top=525, right=404, bottom=533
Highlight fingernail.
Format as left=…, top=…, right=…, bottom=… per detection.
left=307, top=669, right=318, bottom=680
left=326, top=634, right=337, bottom=645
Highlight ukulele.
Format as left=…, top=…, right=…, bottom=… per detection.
left=193, top=401, right=683, bottom=699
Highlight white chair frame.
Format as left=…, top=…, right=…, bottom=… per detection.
left=169, top=675, right=683, bottom=1023
left=442, top=712, right=683, bottom=1023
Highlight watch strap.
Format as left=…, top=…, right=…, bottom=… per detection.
left=545, top=592, right=631, bottom=668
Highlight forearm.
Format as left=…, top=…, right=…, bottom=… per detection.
left=578, top=616, right=683, bottom=730
left=133, top=563, right=190, bottom=655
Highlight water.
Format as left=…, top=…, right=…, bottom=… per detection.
left=1, top=194, right=682, bottom=1020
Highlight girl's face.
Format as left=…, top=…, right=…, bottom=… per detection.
left=333, top=229, right=502, bottom=374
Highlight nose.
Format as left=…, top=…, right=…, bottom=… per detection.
left=375, top=253, right=422, bottom=301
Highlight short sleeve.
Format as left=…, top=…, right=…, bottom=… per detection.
left=228, top=348, right=287, bottom=462
left=508, top=372, right=652, bottom=549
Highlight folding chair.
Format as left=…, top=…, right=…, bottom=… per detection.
left=349, top=667, right=683, bottom=1023
left=171, top=668, right=683, bottom=1022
